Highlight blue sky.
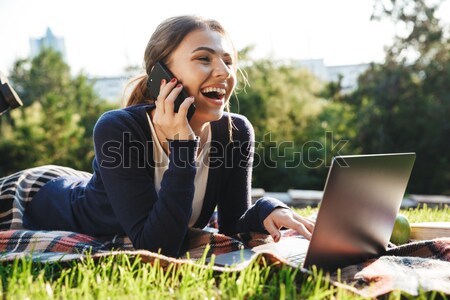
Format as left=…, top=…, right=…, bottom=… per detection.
left=1, top=0, right=449, bottom=77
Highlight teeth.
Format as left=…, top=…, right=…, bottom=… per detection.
left=201, top=87, right=226, bottom=95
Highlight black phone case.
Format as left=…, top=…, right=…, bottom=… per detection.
left=0, top=71, right=23, bottom=115
left=148, top=62, right=196, bottom=120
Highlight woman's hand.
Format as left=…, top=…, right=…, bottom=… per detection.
left=263, top=208, right=315, bottom=242
left=153, top=78, right=195, bottom=140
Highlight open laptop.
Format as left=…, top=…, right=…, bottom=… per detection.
left=211, top=153, right=416, bottom=272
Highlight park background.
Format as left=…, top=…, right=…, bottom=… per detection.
left=0, top=0, right=449, bottom=196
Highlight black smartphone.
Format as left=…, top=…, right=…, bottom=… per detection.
left=0, top=71, right=23, bottom=116
left=148, top=61, right=196, bottom=121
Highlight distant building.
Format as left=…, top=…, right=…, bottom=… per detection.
left=295, top=59, right=370, bottom=92
left=90, top=76, right=129, bottom=104
left=90, top=67, right=143, bottom=103
left=295, top=59, right=329, bottom=81
left=327, top=63, right=370, bottom=91
left=29, top=27, right=67, bottom=61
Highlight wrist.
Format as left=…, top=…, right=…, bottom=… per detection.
left=168, top=132, right=196, bottom=141
left=167, top=138, right=199, bottom=168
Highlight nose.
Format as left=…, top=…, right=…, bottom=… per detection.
left=213, top=60, right=232, bottom=79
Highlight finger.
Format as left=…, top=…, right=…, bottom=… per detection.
left=177, top=96, right=195, bottom=118
left=155, top=79, right=169, bottom=114
left=283, top=217, right=312, bottom=240
left=164, top=83, right=185, bottom=115
left=282, top=229, right=299, bottom=237
left=264, top=220, right=281, bottom=242
left=292, top=213, right=315, bottom=232
left=158, top=78, right=177, bottom=99
left=305, top=216, right=317, bottom=223
left=158, top=78, right=178, bottom=111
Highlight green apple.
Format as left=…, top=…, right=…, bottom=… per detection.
left=390, top=213, right=411, bottom=245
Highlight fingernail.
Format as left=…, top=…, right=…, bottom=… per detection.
left=170, top=78, right=177, bottom=83
left=161, top=79, right=166, bottom=84
left=176, top=83, right=182, bottom=88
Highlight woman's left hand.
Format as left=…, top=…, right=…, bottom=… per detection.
left=263, top=208, right=315, bottom=242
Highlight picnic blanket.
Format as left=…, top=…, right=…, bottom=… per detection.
left=338, top=238, right=450, bottom=297
left=0, top=228, right=449, bottom=298
left=1, top=167, right=449, bottom=297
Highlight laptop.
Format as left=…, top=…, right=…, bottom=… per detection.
left=211, top=153, right=416, bottom=272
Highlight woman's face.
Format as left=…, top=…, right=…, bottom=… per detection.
left=166, top=28, right=237, bottom=124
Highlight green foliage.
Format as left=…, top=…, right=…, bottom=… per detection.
left=232, top=58, right=358, bottom=191
left=231, top=0, right=449, bottom=195
left=0, top=49, right=118, bottom=176
left=342, top=0, right=450, bottom=194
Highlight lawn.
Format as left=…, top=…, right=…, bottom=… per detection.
left=0, top=205, right=448, bottom=300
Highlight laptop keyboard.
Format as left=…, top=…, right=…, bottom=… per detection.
left=287, top=252, right=307, bottom=265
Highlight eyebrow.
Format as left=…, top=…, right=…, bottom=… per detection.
left=192, top=46, right=232, bottom=58
left=192, top=46, right=215, bottom=54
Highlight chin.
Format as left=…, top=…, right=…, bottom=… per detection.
left=193, top=109, right=225, bottom=124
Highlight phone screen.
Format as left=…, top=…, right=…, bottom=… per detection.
left=148, top=62, right=196, bottom=120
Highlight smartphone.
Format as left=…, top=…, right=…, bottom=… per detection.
left=0, top=71, right=23, bottom=116
left=148, top=61, right=196, bottom=121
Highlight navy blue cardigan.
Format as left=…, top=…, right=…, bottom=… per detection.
left=25, top=104, right=286, bottom=256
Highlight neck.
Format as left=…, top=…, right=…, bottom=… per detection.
left=189, top=113, right=212, bottom=141
left=191, top=121, right=209, bottom=139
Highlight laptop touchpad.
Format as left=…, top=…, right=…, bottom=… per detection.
left=252, top=236, right=309, bottom=258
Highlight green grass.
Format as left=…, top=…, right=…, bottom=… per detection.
left=400, top=204, right=450, bottom=223
left=0, top=205, right=448, bottom=300
left=292, top=203, right=450, bottom=223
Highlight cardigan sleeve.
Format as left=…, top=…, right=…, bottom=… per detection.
left=93, top=110, right=197, bottom=256
left=216, top=115, right=288, bottom=235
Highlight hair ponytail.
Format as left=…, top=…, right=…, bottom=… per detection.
left=123, top=74, right=152, bottom=107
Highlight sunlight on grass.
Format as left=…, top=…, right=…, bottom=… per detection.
left=401, top=204, right=449, bottom=223
left=0, top=205, right=448, bottom=300
left=1, top=255, right=365, bottom=300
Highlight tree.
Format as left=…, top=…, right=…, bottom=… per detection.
left=0, top=49, right=117, bottom=175
left=232, top=58, right=345, bottom=191
left=342, top=0, right=450, bottom=194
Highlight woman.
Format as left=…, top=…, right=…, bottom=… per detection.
left=1, top=15, right=314, bottom=257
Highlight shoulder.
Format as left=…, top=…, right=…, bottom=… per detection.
left=229, top=113, right=254, bottom=141
left=211, top=112, right=254, bottom=144
left=213, top=112, right=253, bottom=132
left=94, top=104, right=153, bottom=136
left=230, top=112, right=252, bottom=130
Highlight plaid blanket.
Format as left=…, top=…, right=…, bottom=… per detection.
left=338, top=238, right=450, bottom=297
left=0, top=228, right=449, bottom=297
left=0, top=228, right=271, bottom=264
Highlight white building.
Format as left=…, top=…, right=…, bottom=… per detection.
left=29, top=28, right=67, bottom=62
left=90, top=76, right=129, bottom=104
left=327, top=63, right=370, bottom=91
left=295, top=59, right=370, bottom=92
left=295, top=59, right=330, bottom=81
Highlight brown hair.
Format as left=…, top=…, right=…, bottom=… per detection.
left=125, top=15, right=237, bottom=108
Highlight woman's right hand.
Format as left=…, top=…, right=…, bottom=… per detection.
left=152, top=78, right=195, bottom=140
left=263, top=208, right=315, bottom=242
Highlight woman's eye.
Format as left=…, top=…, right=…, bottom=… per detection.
left=198, top=57, right=210, bottom=62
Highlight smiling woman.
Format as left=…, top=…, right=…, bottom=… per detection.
left=0, top=15, right=315, bottom=257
